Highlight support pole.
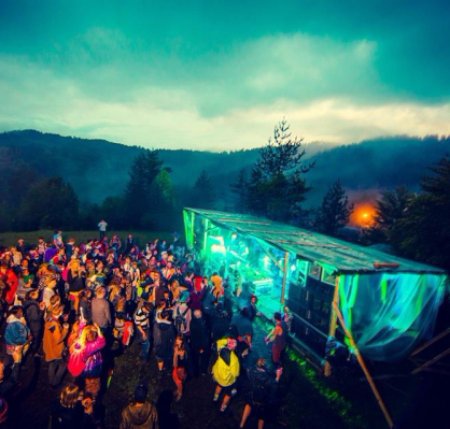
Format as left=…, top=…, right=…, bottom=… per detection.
left=410, top=327, right=450, bottom=357
left=328, top=275, right=340, bottom=339
left=324, top=275, right=340, bottom=377
left=412, top=348, right=450, bottom=375
left=333, top=302, right=394, bottom=429
left=280, top=252, right=289, bottom=305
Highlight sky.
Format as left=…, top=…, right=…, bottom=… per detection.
left=0, top=0, right=449, bottom=151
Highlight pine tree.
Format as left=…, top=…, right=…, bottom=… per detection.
left=392, top=156, right=450, bottom=269
left=230, top=169, right=248, bottom=212
left=123, top=151, right=164, bottom=228
left=188, top=170, right=216, bottom=210
left=369, top=186, right=414, bottom=242
left=247, top=120, right=313, bottom=222
left=315, top=180, right=352, bottom=236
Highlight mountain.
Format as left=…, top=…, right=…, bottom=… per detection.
left=306, top=135, right=450, bottom=206
left=0, top=129, right=449, bottom=209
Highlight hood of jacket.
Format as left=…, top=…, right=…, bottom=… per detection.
left=123, top=402, right=156, bottom=427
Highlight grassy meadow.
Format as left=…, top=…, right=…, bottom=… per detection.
left=0, top=230, right=175, bottom=248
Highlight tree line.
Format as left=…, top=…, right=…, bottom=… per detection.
left=0, top=122, right=449, bottom=271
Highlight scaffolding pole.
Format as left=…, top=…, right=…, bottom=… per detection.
left=280, top=251, right=289, bottom=305
left=333, top=302, right=394, bottom=429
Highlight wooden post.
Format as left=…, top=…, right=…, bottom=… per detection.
left=280, top=252, right=289, bottom=305
left=412, top=348, right=450, bottom=375
left=328, top=275, right=340, bottom=339
left=324, top=275, right=340, bottom=377
left=411, top=327, right=450, bottom=357
left=333, top=302, right=394, bottom=429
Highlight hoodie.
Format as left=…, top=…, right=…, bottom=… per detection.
left=5, top=315, right=29, bottom=345
left=120, top=401, right=159, bottom=429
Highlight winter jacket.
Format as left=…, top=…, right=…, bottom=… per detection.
left=4, top=315, right=29, bottom=346
left=43, top=318, right=69, bottom=361
left=23, top=299, right=44, bottom=334
left=212, top=340, right=240, bottom=387
left=2, top=269, right=18, bottom=305
left=120, top=401, right=159, bottom=429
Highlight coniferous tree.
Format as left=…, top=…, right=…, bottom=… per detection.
left=247, top=120, right=313, bottom=222
left=391, top=156, right=450, bottom=270
left=189, top=170, right=216, bottom=209
left=230, top=169, right=248, bottom=212
left=368, top=186, right=414, bottom=243
left=123, top=151, right=164, bottom=228
left=315, top=180, right=353, bottom=236
left=18, top=177, right=79, bottom=230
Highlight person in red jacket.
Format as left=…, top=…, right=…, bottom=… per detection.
left=0, top=263, right=19, bottom=306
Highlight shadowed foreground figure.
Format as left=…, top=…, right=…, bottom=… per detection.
left=120, top=384, right=159, bottom=429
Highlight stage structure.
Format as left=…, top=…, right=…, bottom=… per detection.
left=183, top=207, right=447, bottom=365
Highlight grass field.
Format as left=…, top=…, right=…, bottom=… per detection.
left=0, top=229, right=175, bottom=247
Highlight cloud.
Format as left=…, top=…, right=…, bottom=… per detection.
left=0, top=33, right=449, bottom=151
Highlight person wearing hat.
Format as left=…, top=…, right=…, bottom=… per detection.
left=120, top=384, right=159, bottom=429
left=43, top=304, right=69, bottom=387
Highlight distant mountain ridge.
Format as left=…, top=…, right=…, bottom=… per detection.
left=1, top=129, right=449, bottom=207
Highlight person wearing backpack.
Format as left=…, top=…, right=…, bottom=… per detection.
left=172, top=291, right=191, bottom=338
left=238, top=357, right=282, bottom=429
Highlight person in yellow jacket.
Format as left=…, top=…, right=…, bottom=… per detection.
left=212, top=337, right=240, bottom=412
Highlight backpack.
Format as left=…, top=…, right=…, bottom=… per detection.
left=175, top=305, right=189, bottom=334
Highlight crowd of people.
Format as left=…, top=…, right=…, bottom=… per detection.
left=0, top=229, right=290, bottom=429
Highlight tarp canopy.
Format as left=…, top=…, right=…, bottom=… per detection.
left=339, top=272, right=447, bottom=360
left=184, top=207, right=445, bottom=275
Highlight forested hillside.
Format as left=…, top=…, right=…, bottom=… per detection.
left=0, top=129, right=449, bottom=231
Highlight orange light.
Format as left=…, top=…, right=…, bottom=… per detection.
left=350, top=203, right=377, bottom=228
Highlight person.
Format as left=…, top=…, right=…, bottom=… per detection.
left=210, top=272, right=224, bottom=299
left=4, top=306, right=30, bottom=379
left=80, top=324, right=106, bottom=398
left=153, top=301, right=174, bottom=373
left=190, top=309, right=209, bottom=377
left=43, top=304, right=70, bottom=388
left=97, top=219, right=108, bottom=240
left=212, top=336, right=240, bottom=412
left=53, top=230, right=64, bottom=249
left=238, top=357, right=282, bottom=429
left=67, top=261, right=86, bottom=314
left=120, top=384, right=159, bottom=429
left=133, top=301, right=152, bottom=361
left=91, top=286, right=111, bottom=335
left=265, top=312, right=287, bottom=365
left=23, top=289, right=45, bottom=357
left=172, top=335, right=188, bottom=401
left=50, top=383, right=83, bottom=429
left=283, top=305, right=293, bottom=333
left=231, top=306, right=254, bottom=349
left=172, top=291, right=191, bottom=338
left=0, top=263, right=19, bottom=306
left=247, top=294, right=259, bottom=322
